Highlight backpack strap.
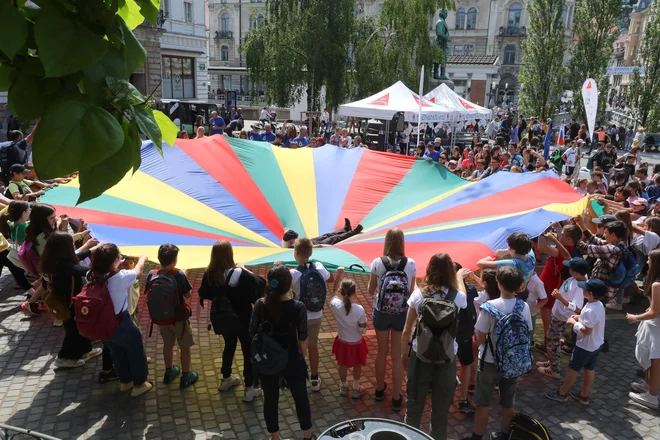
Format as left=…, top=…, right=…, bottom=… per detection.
left=396, top=257, right=408, bottom=272
left=512, top=298, right=525, bottom=315
left=380, top=256, right=392, bottom=272
left=445, top=288, right=458, bottom=302
left=481, top=302, right=504, bottom=321
left=224, top=268, right=235, bottom=288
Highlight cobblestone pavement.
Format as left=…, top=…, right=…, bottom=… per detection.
left=0, top=265, right=658, bottom=440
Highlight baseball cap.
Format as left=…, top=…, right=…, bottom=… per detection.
left=562, top=257, right=590, bottom=275
left=632, top=198, right=649, bottom=207
left=316, top=137, right=324, bottom=143
left=448, top=160, right=458, bottom=166
left=577, top=279, right=608, bottom=298
left=427, top=141, right=435, bottom=147
left=9, top=164, right=28, bottom=174
left=592, top=214, right=617, bottom=225
left=282, top=229, right=299, bottom=241
left=577, top=139, right=585, bottom=144
left=434, top=137, right=442, bottom=143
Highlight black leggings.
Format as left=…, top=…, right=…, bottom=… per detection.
left=222, top=330, right=253, bottom=387
left=0, top=249, right=32, bottom=290
left=58, top=307, right=92, bottom=360
left=261, top=373, right=312, bottom=434
left=312, top=227, right=359, bottom=246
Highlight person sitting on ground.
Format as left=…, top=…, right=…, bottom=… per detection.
left=145, top=244, right=199, bottom=389
left=6, top=164, right=50, bottom=201
left=282, top=218, right=363, bottom=248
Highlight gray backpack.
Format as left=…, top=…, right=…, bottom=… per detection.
left=414, top=289, right=459, bottom=363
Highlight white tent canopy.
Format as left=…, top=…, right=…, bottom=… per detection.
left=337, top=81, right=454, bottom=123
left=424, top=83, right=492, bottom=121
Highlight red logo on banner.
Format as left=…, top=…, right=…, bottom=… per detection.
left=458, top=97, right=475, bottom=109
left=368, top=93, right=390, bottom=106
left=586, top=81, right=592, bottom=89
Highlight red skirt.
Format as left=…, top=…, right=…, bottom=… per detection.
left=332, top=336, right=368, bottom=368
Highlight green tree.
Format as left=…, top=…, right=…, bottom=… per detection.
left=568, top=0, right=621, bottom=119
left=351, top=0, right=452, bottom=98
left=0, top=0, right=178, bottom=204
left=626, top=1, right=660, bottom=130
left=243, top=0, right=356, bottom=111
left=518, top=0, right=568, bottom=119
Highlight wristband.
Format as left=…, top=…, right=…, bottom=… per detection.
left=568, top=303, right=577, bottom=312
left=573, top=322, right=583, bottom=333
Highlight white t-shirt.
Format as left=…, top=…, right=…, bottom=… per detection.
left=371, top=257, right=417, bottom=311
left=551, top=277, right=584, bottom=322
left=575, top=301, right=606, bottom=352
left=407, top=287, right=467, bottom=354
left=643, top=231, right=660, bottom=254
left=291, top=262, right=331, bottom=320
left=474, top=290, right=490, bottom=318
left=527, top=274, right=548, bottom=314
left=475, top=297, right=533, bottom=364
left=107, top=270, right=138, bottom=314
left=563, top=147, right=578, bottom=166
left=330, top=296, right=367, bottom=343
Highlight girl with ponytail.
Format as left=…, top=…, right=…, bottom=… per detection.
left=329, top=267, right=368, bottom=398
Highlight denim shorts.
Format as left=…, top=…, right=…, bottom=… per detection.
left=473, top=362, right=519, bottom=408
left=569, top=346, right=600, bottom=371
left=372, top=308, right=407, bottom=332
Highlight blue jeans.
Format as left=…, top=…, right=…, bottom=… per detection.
left=104, top=311, right=149, bottom=386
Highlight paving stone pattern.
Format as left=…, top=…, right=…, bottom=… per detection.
left=0, top=266, right=657, bottom=440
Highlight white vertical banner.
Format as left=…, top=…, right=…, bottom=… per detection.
left=417, top=65, right=425, bottom=150
left=581, top=78, right=598, bottom=141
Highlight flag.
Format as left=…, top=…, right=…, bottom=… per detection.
left=557, top=126, right=565, bottom=147
left=543, top=121, right=553, bottom=160
left=416, top=65, right=425, bottom=152
left=582, top=78, right=598, bottom=141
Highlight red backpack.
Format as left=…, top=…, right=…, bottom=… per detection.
left=73, top=271, right=122, bottom=341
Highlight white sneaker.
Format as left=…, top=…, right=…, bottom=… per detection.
left=537, top=366, right=561, bottom=379
left=53, top=319, right=63, bottom=327
left=54, top=358, right=85, bottom=368
left=629, top=391, right=659, bottom=409
left=243, top=386, right=263, bottom=402
left=218, top=376, right=240, bottom=391
left=311, top=377, right=322, bottom=392
left=82, top=348, right=103, bottom=361
left=631, top=381, right=649, bottom=393
left=606, top=301, right=623, bottom=311
left=622, top=295, right=631, bottom=305
left=536, top=360, right=551, bottom=367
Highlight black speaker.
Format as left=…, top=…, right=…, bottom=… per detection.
left=391, top=112, right=405, bottom=132
left=319, top=418, right=433, bottom=440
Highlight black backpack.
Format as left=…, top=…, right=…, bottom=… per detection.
left=509, top=413, right=552, bottom=440
left=0, top=143, right=17, bottom=172
left=209, top=269, right=242, bottom=335
left=457, top=284, right=478, bottom=342
left=297, top=263, right=327, bottom=313
left=251, top=301, right=300, bottom=376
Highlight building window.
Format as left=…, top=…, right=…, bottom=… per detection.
left=162, top=0, right=170, bottom=14
left=184, top=1, right=192, bottom=23
left=162, top=55, right=196, bottom=99
left=258, top=14, right=264, bottom=25
left=221, top=13, right=230, bottom=32
left=456, top=8, right=466, bottom=30
left=503, top=45, right=516, bottom=64
left=562, top=5, right=568, bottom=27
left=453, top=44, right=474, bottom=55
left=249, top=14, right=257, bottom=30
left=221, top=45, right=229, bottom=61
left=466, top=8, right=477, bottom=29
left=508, top=3, right=522, bottom=30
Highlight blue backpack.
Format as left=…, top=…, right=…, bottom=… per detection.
left=480, top=299, right=533, bottom=380
left=608, top=244, right=640, bottom=288
left=297, top=263, right=327, bottom=313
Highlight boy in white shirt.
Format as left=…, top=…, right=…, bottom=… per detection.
left=544, top=279, right=607, bottom=405
left=289, top=238, right=333, bottom=391
left=526, top=274, right=548, bottom=345
left=465, top=267, right=533, bottom=440
left=537, top=258, right=588, bottom=379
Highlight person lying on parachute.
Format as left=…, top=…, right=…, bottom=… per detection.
left=282, top=218, right=363, bottom=248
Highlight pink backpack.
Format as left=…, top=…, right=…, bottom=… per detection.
left=18, top=240, right=40, bottom=275
left=73, top=272, right=121, bottom=341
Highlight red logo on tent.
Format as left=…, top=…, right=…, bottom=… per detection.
left=458, top=97, right=475, bottom=109
left=429, top=97, right=436, bottom=103
left=368, top=93, right=390, bottom=106
left=413, top=96, right=432, bottom=107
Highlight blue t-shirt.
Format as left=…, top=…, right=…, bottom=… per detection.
left=293, top=136, right=310, bottom=147
left=510, top=154, right=524, bottom=167
left=210, top=117, right=225, bottom=133
left=424, top=150, right=440, bottom=162
left=495, top=250, right=537, bottom=284
left=261, top=131, right=276, bottom=143
left=248, top=131, right=263, bottom=141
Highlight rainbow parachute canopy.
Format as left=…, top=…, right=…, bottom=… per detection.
left=42, top=137, right=587, bottom=275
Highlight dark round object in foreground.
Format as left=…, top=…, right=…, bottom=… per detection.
left=319, top=418, right=433, bottom=440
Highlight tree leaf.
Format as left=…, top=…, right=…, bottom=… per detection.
left=8, top=74, right=44, bottom=120
left=77, top=137, right=133, bottom=204
left=34, top=11, right=108, bottom=77
left=106, top=77, right=145, bottom=105
left=121, top=117, right=143, bottom=173
left=132, top=104, right=162, bottom=149
left=122, top=20, right=147, bottom=74
left=134, top=0, right=160, bottom=26
left=0, top=64, right=13, bottom=92
left=153, top=110, right=178, bottom=146
left=118, top=0, right=143, bottom=30
left=33, top=97, right=125, bottom=179
left=83, top=49, right=129, bottom=102
left=0, top=0, right=29, bottom=59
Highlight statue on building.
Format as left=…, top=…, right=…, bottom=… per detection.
left=433, top=9, right=452, bottom=81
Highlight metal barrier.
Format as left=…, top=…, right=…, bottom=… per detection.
left=0, top=424, right=61, bottom=440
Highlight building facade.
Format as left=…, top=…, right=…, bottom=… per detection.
left=158, top=0, right=209, bottom=100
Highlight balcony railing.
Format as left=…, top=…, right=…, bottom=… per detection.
left=498, top=26, right=526, bottom=37
left=215, top=31, right=233, bottom=39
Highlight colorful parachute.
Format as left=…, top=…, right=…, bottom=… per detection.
left=41, top=136, right=587, bottom=275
